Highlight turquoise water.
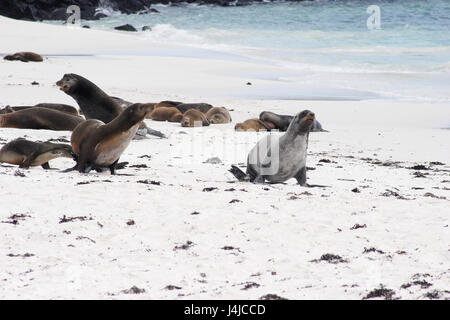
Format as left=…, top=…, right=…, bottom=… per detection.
left=82, top=1, right=450, bottom=101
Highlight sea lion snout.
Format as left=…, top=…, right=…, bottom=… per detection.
left=305, top=112, right=315, bottom=122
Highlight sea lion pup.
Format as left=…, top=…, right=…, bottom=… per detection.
left=56, top=73, right=165, bottom=138
left=205, top=107, right=232, bottom=124
left=150, top=107, right=183, bottom=122
left=0, top=108, right=84, bottom=131
left=181, top=109, right=210, bottom=127
left=3, top=104, right=79, bottom=116
left=234, top=119, right=275, bottom=132
left=176, top=103, right=213, bottom=114
left=229, top=110, right=315, bottom=186
left=3, top=52, right=43, bottom=62
left=0, top=138, right=73, bottom=169
left=259, top=111, right=328, bottom=132
left=70, top=103, right=153, bottom=174
left=154, top=101, right=183, bottom=109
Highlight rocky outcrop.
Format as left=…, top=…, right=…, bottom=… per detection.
left=0, top=0, right=152, bottom=21
left=0, top=0, right=269, bottom=22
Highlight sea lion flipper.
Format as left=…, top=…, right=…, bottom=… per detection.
left=41, top=162, right=50, bottom=170
left=295, top=166, right=307, bottom=186
left=109, top=159, right=119, bottom=175
left=19, top=152, right=37, bottom=169
left=229, top=165, right=248, bottom=181
left=146, top=127, right=166, bottom=138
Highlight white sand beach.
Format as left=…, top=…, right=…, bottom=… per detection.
left=0, top=16, right=449, bottom=300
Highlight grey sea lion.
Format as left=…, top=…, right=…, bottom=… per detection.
left=56, top=73, right=165, bottom=138
left=0, top=138, right=73, bottom=169
left=259, top=111, right=328, bottom=132
left=205, top=107, right=232, bottom=124
left=0, top=107, right=84, bottom=131
left=229, top=110, right=315, bottom=186
left=70, top=103, right=153, bottom=174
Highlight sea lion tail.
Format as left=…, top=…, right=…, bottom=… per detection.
left=229, top=165, right=248, bottom=181
left=146, top=127, right=166, bottom=139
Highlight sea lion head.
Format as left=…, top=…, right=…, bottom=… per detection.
left=56, top=73, right=81, bottom=93
left=0, top=105, right=15, bottom=114
left=47, top=143, right=75, bottom=159
left=288, top=110, right=315, bottom=134
left=120, top=103, right=154, bottom=124
left=181, top=110, right=209, bottom=127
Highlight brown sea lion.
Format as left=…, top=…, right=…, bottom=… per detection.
left=0, top=108, right=84, bottom=131
left=0, top=138, right=73, bottom=169
left=234, top=119, right=275, bottom=132
left=150, top=107, right=183, bottom=122
left=205, top=107, right=232, bottom=124
left=4, top=52, right=43, bottom=62
left=56, top=73, right=165, bottom=138
left=70, top=103, right=153, bottom=174
left=176, top=103, right=213, bottom=114
left=181, top=109, right=210, bottom=127
left=2, top=104, right=79, bottom=116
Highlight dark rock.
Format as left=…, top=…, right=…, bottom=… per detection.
left=142, top=25, right=152, bottom=31
left=0, top=1, right=153, bottom=21
left=115, top=24, right=138, bottom=32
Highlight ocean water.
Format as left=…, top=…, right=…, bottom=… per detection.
left=73, top=0, right=450, bottom=101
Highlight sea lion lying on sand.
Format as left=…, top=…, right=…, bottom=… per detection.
left=0, top=138, right=73, bottom=169
left=234, top=119, right=275, bottom=132
left=4, top=52, right=43, bottom=62
left=259, top=111, right=328, bottom=132
left=205, top=107, right=232, bottom=124
left=0, top=107, right=84, bottom=131
left=150, top=107, right=183, bottom=122
left=1, top=103, right=79, bottom=116
left=181, top=109, right=210, bottom=127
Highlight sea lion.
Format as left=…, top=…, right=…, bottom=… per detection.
left=234, top=119, right=275, bottom=132
left=0, top=107, right=84, bottom=131
left=229, top=110, right=315, bottom=186
left=70, top=103, right=153, bottom=174
left=110, top=97, right=156, bottom=119
left=0, top=106, right=15, bottom=114
left=0, top=138, right=73, bottom=169
left=56, top=73, right=165, bottom=138
left=176, top=103, right=213, bottom=114
left=259, top=111, right=327, bottom=132
left=111, top=96, right=134, bottom=108
left=4, top=52, right=43, bottom=62
left=181, top=109, right=210, bottom=127
left=150, top=107, right=183, bottom=122
left=1, top=104, right=79, bottom=116
left=205, top=107, right=232, bottom=124
left=154, top=101, right=183, bottom=109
